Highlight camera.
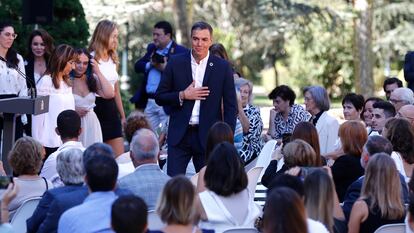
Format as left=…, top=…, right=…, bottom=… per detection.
left=152, top=53, right=165, bottom=64
left=0, top=176, right=12, bottom=189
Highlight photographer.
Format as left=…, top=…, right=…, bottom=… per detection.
left=132, top=21, right=189, bottom=130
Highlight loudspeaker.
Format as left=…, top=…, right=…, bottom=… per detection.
left=22, top=0, right=53, bottom=25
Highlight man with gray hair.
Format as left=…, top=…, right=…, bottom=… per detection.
left=390, top=87, right=414, bottom=111
left=118, top=128, right=170, bottom=210
left=27, top=148, right=85, bottom=233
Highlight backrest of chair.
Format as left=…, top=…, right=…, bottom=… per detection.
left=222, top=227, right=259, bottom=233
left=190, top=173, right=199, bottom=187
left=10, top=197, right=41, bottom=233
left=256, top=140, right=277, bottom=170
left=247, top=167, right=264, bottom=198
left=373, top=223, right=406, bottom=233
left=147, top=210, right=165, bottom=230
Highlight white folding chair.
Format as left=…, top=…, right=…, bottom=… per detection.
left=10, top=197, right=41, bottom=233
left=222, top=227, right=259, bottom=233
left=247, top=166, right=264, bottom=199
left=244, top=140, right=276, bottom=172
left=147, top=210, right=165, bottom=230
left=373, top=223, right=405, bottom=233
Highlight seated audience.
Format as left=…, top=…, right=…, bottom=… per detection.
left=117, top=110, right=152, bottom=178
left=371, top=101, right=396, bottom=134
left=304, top=168, right=345, bottom=233
left=58, top=155, right=119, bottom=233
left=342, top=135, right=408, bottom=220
left=342, top=93, right=364, bottom=121
left=111, top=195, right=148, bottom=233
left=8, top=136, right=52, bottom=216
left=331, top=120, right=366, bottom=201
left=383, top=118, right=414, bottom=183
left=266, top=175, right=329, bottom=233
left=197, top=121, right=234, bottom=192
left=263, top=85, right=311, bottom=141
left=389, top=87, right=414, bottom=111
left=348, top=153, right=405, bottom=233
left=362, top=97, right=383, bottom=135
left=41, top=110, right=85, bottom=186
left=291, top=121, right=323, bottom=162
left=397, top=104, right=414, bottom=127
left=383, top=77, right=402, bottom=100
left=27, top=148, right=84, bottom=233
left=118, top=128, right=170, bottom=211
left=151, top=176, right=213, bottom=233
left=198, top=142, right=261, bottom=232
left=36, top=143, right=127, bottom=233
left=261, top=139, right=322, bottom=188
left=303, top=85, right=339, bottom=154
left=234, top=78, right=263, bottom=165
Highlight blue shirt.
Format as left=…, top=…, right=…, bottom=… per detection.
left=146, top=41, right=173, bottom=94
left=58, top=191, right=117, bottom=233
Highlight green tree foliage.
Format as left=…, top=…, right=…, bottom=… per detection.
left=0, top=0, right=89, bottom=56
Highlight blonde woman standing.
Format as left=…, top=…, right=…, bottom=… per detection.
left=89, top=20, right=125, bottom=156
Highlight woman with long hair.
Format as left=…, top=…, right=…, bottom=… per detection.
left=384, top=117, right=414, bottom=183
left=89, top=19, right=125, bottom=156
left=0, top=21, right=27, bottom=142
left=331, top=120, right=367, bottom=201
left=72, top=48, right=114, bottom=147
left=263, top=187, right=308, bottom=233
left=149, top=176, right=213, bottom=233
left=31, top=44, right=75, bottom=156
left=348, top=153, right=405, bottom=233
left=304, top=169, right=345, bottom=233
left=198, top=142, right=261, bottom=232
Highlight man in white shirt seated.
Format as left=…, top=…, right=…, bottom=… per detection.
left=41, top=110, right=85, bottom=186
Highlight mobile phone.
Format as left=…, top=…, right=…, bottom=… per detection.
left=0, top=176, right=12, bottom=189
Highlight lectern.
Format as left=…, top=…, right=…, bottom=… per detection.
left=0, top=96, right=49, bottom=174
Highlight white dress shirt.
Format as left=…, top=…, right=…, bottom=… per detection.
left=189, top=51, right=209, bottom=124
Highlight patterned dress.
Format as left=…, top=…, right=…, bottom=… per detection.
left=239, top=104, right=263, bottom=164
left=271, top=104, right=311, bottom=139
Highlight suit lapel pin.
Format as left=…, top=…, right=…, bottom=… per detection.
left=209, top=62, right=213, bottom=67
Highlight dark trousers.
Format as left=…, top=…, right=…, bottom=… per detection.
left=167, top=126, right=205, bottom=176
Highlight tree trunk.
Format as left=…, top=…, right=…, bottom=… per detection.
left=353, top=0, right=374, bottom=97
left=172, top=0, right=190, bottom=47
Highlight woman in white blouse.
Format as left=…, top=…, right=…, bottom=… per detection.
left=0, top=21, right=27, bottom=142
left=88, top=20, right=126, bottom=156
left=32, top=44, right=76, bottom=156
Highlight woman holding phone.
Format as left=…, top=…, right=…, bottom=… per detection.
left=88, top=20, right=125, bottom=156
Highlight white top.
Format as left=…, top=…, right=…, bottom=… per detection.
left=116, top=152, right=135, bottom=179
left=90, top=51, right=118, bottom=90
left=40, top=141, right=85, bottom=187
left=0, top=54, right=27, bottom=96
left=315, top=111, right=340, bottom=154
left=307, top=218, right=330, bottom=233
left=189, top=52, right=209, bottom=124
left=199, top=189, right=261, bottom=233
left=391, top=151, right=409, bottom=183
left=32, top=75, right=75, bottom=148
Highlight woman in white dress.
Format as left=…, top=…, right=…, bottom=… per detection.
left=72, top=48, right=114, bottom=147
left=32, top=44, right=76, bottom=156
left=89, top=20, right=125, bottom=156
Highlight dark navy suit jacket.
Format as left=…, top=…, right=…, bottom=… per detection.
left=342, top=173, right=409, bottom=221
left=131, top=41, right=189, bottom=109
left=155, top=52, right=237, bottom=149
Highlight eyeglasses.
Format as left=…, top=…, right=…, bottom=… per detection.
left=1, top=32, right=18, bottom=39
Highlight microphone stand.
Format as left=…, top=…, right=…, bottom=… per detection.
left=0, top=56, right=37, bottom=99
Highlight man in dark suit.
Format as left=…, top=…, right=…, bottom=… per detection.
left=131, top=21, right=189, bottom=130
left=155, top=21, right=237, bottom=176
left=342, top=135, right=409, bottom=220
left=404, top=51, right=414, bottom=92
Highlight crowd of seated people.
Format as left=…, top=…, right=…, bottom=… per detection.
left=4, top=16, right=414, bottom=233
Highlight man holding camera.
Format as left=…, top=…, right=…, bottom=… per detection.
left=132, top=21, right=189, bottom=130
